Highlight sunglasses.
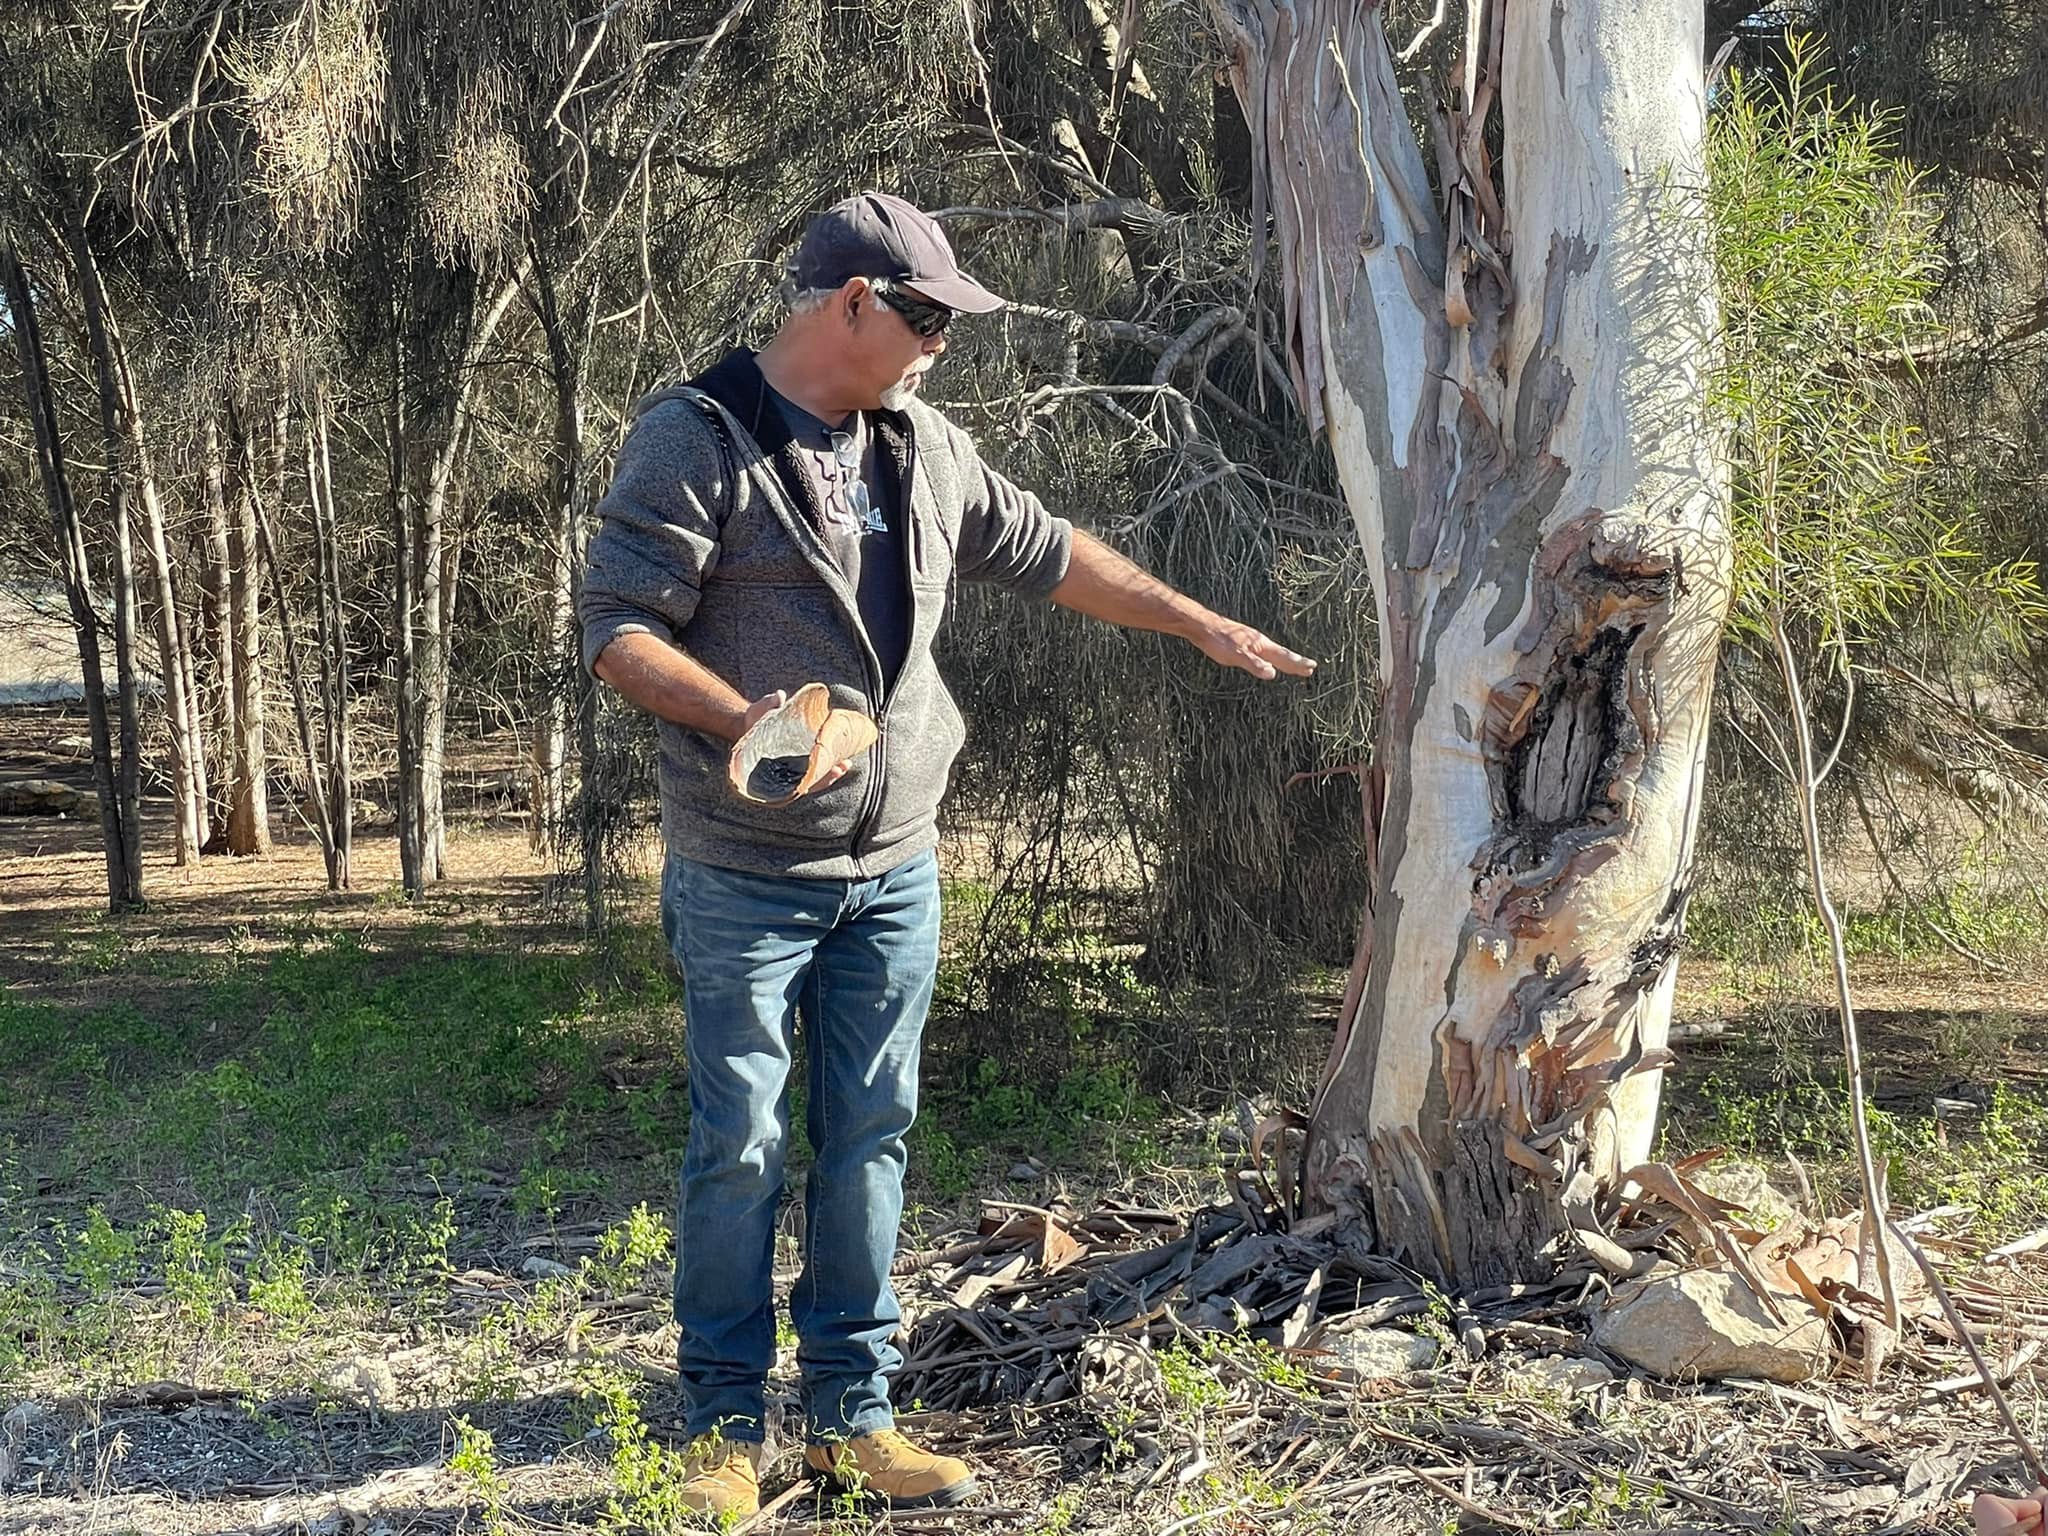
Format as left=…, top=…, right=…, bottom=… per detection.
left=870, top=278, right=953, bottom=339
left=828, top=431, right=887, bottom=534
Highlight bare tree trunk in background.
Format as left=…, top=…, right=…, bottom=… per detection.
left=529, top=249, right=591, bottom=857
left=1211, top=0, right=1730, bottom=1286
left=117, top=333, right=211, bottom=856
left=198, top=413, right=236, bottom=838
left=83, top=248, right=208, bottom=866
left=131, top=464, right=207, bottom=864
left=388, top=308, right=425, bottom=899
left=412, top=259, right=533, bottom=885
left=253, top=480, right=333, bottom=874
left=59, top=223, right=149, bottom=908
left=223, top=405, right=274, bottom=855
left=5, top=244, right=141, bottom=910
left=307, top=384, right=353, bottom=890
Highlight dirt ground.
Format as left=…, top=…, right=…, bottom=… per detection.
left=3, top=701, right=2046, bottom=1536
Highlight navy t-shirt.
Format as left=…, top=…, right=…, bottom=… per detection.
left=766, top=389, right=913, bottom=694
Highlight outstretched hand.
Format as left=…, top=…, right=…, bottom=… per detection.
left=1977, top=1490, right=2048, bottom=1536
left=1191, top=617, right=1316, bottom=681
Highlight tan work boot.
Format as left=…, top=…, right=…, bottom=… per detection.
left=804, top=1428, right=977, bottom=1508
left=675, top=1435, right=762, bottom=1518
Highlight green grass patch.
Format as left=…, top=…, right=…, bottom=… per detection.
left=909, top=1056, right=1168, bottom=1200
left=1688, top=883, right=2045, bottom=969
left=1665, top=1068, right=2048, bottom=1244
left=0, top=926, right=692, bottom=1246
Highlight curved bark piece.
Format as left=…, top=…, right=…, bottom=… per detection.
left=728, top=683, right=878, bottom=806
left=1212, top=0, right=1732, bottom=1288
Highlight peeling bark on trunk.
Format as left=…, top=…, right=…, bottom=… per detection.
left=5, top=245, right=141, bottom=910
left=1212, top=0, right=1730, bottom=1287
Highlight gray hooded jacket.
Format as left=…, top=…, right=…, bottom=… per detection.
left=579, top=349, right=1074, bottom=879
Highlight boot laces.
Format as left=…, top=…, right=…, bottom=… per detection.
left=867, top=1428, right=918, bottom=1459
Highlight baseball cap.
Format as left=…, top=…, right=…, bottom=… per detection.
left=789, top=191, right=1007, bottom=314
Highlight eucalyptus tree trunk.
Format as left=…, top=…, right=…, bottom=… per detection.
left=226, top=412, right=273, bottom=855
left=387, top=313, right=426, bottom=899
left=307, top=384, right=353, bottom=890
left=136, top=465, right=207, bottom=867
left=4, top=245, right=142, bottom=910
left=83, top=249, right=208, bottom=866
left=529, top=250, right=591, bottom=857
left=65, top=221, right=154, bottom=902
left=198, top=414, right=237, bottom=835
left=253, top=486, right=332, bottom=874
left=1211, top=0, right=1731, bottom=1287
left=410, top=258, right=534, bottom=886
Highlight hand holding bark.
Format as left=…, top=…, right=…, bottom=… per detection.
left=729, top=684, right=876, bottom=803
left=742, top=690, right=868, bottom=794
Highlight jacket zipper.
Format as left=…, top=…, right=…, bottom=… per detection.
left=696, top=386, right=911, bottom=876
left=847, top=424, right=919, bottom=870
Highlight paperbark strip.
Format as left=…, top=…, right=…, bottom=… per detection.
left=1211, top=0, right=1731, bottom=1286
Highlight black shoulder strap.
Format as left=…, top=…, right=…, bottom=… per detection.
left=676, top=387, right=739, bottom=524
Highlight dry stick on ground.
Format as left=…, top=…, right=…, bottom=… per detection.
left=1889, top=1222, right=2048, bottom=1488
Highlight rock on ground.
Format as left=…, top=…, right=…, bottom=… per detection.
left=1692, top=1160, right=1801, bottom=1229
left=1320, top=1327, right=1440, bottom=1380
left=0, top=779, right=86, bottom=816
left=1507, top=1354, right=1616, bottom=1395
left=320, top=1356, right=401, bottom=1412
left=1593, top=1268, right=1829, bottom=1383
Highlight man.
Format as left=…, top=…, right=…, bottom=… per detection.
left=580, top=190, right=1312, bottom=1517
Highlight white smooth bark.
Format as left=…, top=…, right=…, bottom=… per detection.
left=1213, top=0, right=1730, bottom=1285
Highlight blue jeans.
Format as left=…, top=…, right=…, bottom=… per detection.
left=661, top=849, right=939, bottom=1444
